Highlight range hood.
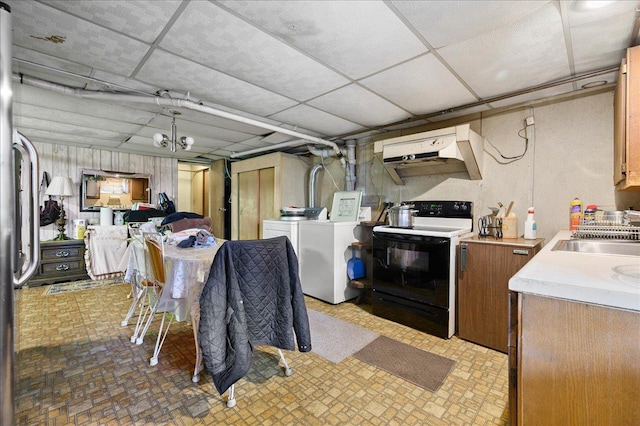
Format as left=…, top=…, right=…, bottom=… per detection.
left=373, top=123, right=484, bottom=185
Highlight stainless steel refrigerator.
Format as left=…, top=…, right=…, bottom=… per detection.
left=1, top=3, right=41, bottom=423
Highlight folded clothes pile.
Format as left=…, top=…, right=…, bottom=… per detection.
left=177, top=229, right=217, bottom=248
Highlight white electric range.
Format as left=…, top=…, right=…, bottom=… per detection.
left=371, top=200, right=473, bottom=338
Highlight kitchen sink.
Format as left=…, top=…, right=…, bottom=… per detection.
left=551, top=239, right=640, bottom=257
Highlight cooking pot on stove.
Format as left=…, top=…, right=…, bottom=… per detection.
left=388, top=204, right=418, bottom=228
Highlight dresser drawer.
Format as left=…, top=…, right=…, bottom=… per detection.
left=41, top=260, right=84, bottom=275
left=41, top=246, right=82, bottom=261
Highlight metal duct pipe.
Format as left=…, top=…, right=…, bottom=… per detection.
left=308, top=163, right=324, bottom=208
left=345, top=139, right=356, bottom=191
left=13, top=73, right=347, bottom=167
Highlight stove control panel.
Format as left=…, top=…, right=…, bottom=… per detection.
left=406, top=200, right=473, bottom=218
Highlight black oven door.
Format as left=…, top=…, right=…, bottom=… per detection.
left=372, top=232, right=450, bottom=307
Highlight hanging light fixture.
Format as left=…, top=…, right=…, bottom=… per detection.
left=152, top=111, right=195, bottom=152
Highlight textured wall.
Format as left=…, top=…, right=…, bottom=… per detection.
left=34, top=142, right=177, bottom=240
left=348, top=89, right=640, bottom=244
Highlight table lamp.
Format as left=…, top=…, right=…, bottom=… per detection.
left=45, top=176, right=75, bottom=240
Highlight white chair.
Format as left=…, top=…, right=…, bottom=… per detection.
left=135, top=232, right=181, bottom=366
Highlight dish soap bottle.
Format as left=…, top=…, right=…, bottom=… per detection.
left=569, top=197, right=583, bottom=231
left=524, top=207, right=537, bottom=239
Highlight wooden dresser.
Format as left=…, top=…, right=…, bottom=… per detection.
left=28, top=239, right=89, bottom=287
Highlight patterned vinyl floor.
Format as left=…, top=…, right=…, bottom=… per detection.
left=14, top=283, right=509, bottom=425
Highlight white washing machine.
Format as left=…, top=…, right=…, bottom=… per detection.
left=298, top=220, right=360, bottom=304
left=262, top=219, right=300, bottom=256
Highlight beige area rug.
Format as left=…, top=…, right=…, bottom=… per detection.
left=43, top=277, right=125, bottom=296
left=354, top=335, right=456, bottom=392
left=307, top=309, right=379, bottom=363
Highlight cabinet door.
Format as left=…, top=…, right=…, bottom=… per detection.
left=615, top=45, right=640, bottom=189
left=518, top=294, right=640, bottom=425
left=130, top=179, right=149, bottom=201
left=237, top=167, right=275, bottom=240
left=614, top=57, right=626, bottom=186
left=458, top=243, right=534, bottom=353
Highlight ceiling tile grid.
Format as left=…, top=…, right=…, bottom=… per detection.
left=136, top=49, right=300, bottom=117
left=359, top=54, right=480, bottom=115
left=306, top=84, right=410, bottom=127
left=219, top=0, right=428, bottom=79
left=436, top=3, right=570, bottom=99
left=160, top=1, right=350, bottom=102
left=3, top=0, right=638, bottom=160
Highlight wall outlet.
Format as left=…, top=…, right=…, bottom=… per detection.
left=525, top=116, right=535, bottom=126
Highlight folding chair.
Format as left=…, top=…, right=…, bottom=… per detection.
left=134, top=232, right=181, bottom=366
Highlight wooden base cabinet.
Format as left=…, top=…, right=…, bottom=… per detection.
left=28, top=239, right=89, bottom=287
left=457, top=238, right=543, bottom=353
left=509, top=293, right=640, bottom=426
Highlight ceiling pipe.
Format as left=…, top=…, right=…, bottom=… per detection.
left=13, top=73, right=346, bottom=168
left=307, top=145, right=341, bottom=158
left=228, top=139, right=311, bottom=157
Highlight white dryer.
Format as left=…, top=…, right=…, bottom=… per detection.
left=298, top=220, right=360, bottom=304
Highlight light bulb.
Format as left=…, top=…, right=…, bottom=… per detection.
left=184, top=136, right=195, bottom=145
left=153, top=133, right=165, bottom=147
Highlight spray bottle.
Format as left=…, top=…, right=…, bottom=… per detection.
left=524, top=207, right=537, bottom=239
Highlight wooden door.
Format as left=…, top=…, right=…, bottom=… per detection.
left=237, top=167, right=275, bottom=240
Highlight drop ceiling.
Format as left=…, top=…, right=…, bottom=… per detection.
left=5, top=0, right=640, bottom=161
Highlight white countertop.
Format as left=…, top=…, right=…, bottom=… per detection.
left=509, top=230, right=640, bottom=312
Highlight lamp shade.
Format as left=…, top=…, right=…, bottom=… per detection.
left=45, top=176, right=75, bottom=197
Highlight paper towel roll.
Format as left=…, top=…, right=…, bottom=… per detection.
left=100, top=207, right=113, bottom=226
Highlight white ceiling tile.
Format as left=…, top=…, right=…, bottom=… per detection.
left=40, top=0, right=183, bottom=44
left=13, top=46, right=93, bottom=79
left=14, top=104, right=142, bottom=134
left=307, top=84, right=410, bottom=127
left=391, top=0, right=550, bottom=49
left=568, top=3, right=638, bottom=73
left=269, top=105, right=364, bottom=136
left=13, top=85, right=158, bottom=124
left=136, top=50, right=299, bottom=117
left=438, top=3, right=569, bottom=98
left=7, top=0, right=149, bottom=76
left=360, top=55, right=478, bottom=115
left=159, top=1, right=349, bottom=101
left=220, top=0, right=427, bottom=79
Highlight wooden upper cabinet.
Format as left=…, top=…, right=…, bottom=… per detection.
left=614, top=45, right=640, bottom=190
left=130, top=178, right=149, bottom=201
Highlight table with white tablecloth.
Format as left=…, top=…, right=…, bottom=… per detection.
left=120, top=236, right=223, bottom=380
